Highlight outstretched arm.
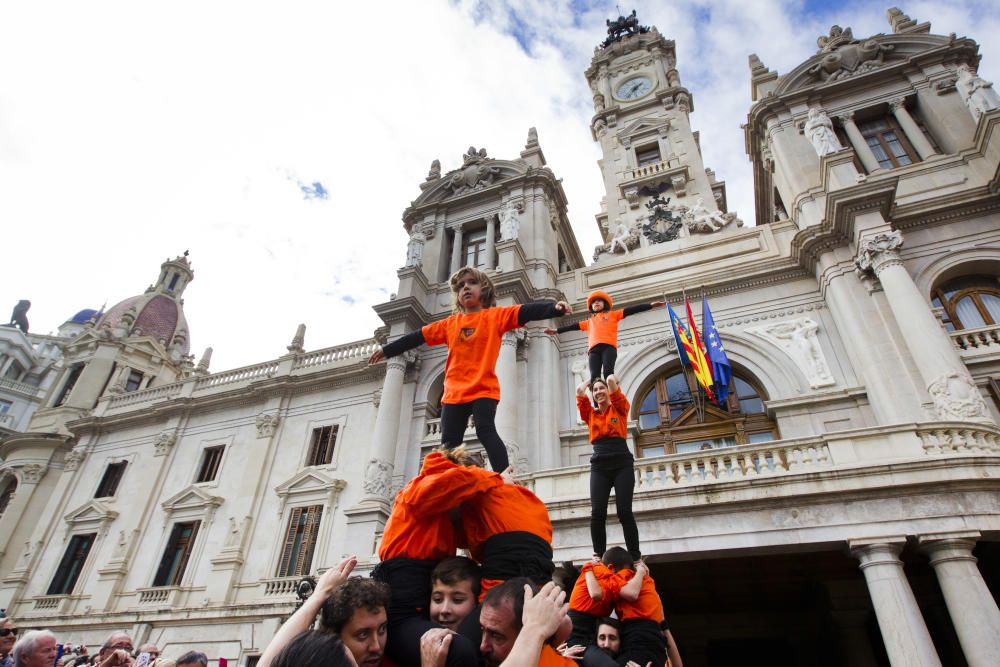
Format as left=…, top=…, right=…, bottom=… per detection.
left=259, top=556, right=357, bottom=667
left=368, top=330, right=426, bottom=365
left=543, top=322, right=581, bottom=335
left=518, top=300, right=573, bottom=325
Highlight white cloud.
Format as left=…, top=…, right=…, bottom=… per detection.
left=2, top=0, right=997, bottom=370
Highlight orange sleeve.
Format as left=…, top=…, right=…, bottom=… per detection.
left=495, top=305, right=523, bottom=333
left=609, top=387, right=630, bottom=415
left=578, top=319, right=590, bottom=331
left=612, top=309, right=626, bottom=322
left=400, top=466, right=503, bottom=516
left=421, top=318, right=451, bottom=346
left=593, top=563, right=625, bottom=598
left=576, top=394, right=593, bottom=422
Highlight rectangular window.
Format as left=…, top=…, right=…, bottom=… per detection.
left=276, top=505, right=323, bottom=577
left=307, top=425, right=339, bottom=466
left=47, top=533, right=96, bottom=595
left=153, top=521, right=200, bottom=587
left=635, top=144, right=662, bottom=167
left=94, top=461, right=127, bottom=498
left=196, top=446, right=225, bottom=483
left=125, top=370, right=144, bottom=393
left=463, top=229, right=488, bottom=268
left=859, top=117, right=917, bottom=169
left=0, top=399, right=11, bottom=414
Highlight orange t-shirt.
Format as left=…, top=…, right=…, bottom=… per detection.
left=378, top=452, right=503, bottom=561
left=577, top=388, right=630, bottom=442
left=462, top=483, right=552, bottom=563
left=538, top=644, right=577, bottom=666
left=568, top=562, right=630, bottom=617
left=421, top=305, right=522, bottom=404
left=578, top=309, right=625, bottom=349
left=616, top=572, right=664, bottom=623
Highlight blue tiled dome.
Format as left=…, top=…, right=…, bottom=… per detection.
left=70, top=308, right=101, bottom=324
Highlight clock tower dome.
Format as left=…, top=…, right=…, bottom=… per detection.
left=586, top=11, right=737, bottom=259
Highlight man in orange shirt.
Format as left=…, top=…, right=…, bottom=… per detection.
left=369, top=266, right=572, bottom=471
left=613, top=561, right=668, bottom=667
left=373, top=446, right=508, bottom=666
left=479, top=578, right=576, bottom=667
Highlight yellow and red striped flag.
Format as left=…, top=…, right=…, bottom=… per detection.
left=685, top=297, right=717, bottom=402
left=667, top=303, right=715, bottom=402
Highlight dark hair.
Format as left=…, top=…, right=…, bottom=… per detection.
left=601, top=547, right=634, bottom=571
left=320, top=576, right=390, bottom=633
left=589, top=378, right=609, bottom=393
left=597, top=617, right=622, bottom=633
left=176, top=651, right=208, bottom=667
left=431, top=556, right=482, bottom=598
left=271, top=630, right=354, bottom=667
left=481, top=577, right=536, bottom=631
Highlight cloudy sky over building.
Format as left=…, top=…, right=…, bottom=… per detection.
left=3, top=0, right=998, bottom=372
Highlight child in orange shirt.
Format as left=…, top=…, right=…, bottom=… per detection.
left=545, top=290, right=663, bottom=385
left=370, top=266, right=572, bottom=472
left=613, top=561, right=668, bottom=667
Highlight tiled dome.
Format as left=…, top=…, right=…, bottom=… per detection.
left=69, top=308, right=102, bottom=324
left=97, top=293, right=190, bottom=355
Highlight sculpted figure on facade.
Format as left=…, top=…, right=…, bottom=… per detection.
left=498, top=201, right=521, bottom=241
left=688, top=197, right=732, bottom=233
left=255, top=412, right=280, bottom=438
left=928, top=371, right=990, bottom=422
left=363, top=458, right=393, bottom=499
left=19, top=463, right=47, bottom=484
left=609, top=219, right=633, bottom=254
left=956, top=65, right=1000, bottom=122
left=405, top=226, right=426, bottom=267
left=810, top=26, right=893, bottom=82
left=153, top=429, right=178, bottom=457
left=748, top=318, right=835, bottom=388
left=426, top=159, right=441, bottom=181
left=804, top=108, right=843, bottom=157
left=8, top=299, right=30, bottom=333
left=64, top=447, right=86, bottom=472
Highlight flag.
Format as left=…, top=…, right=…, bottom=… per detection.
left=684, top=298, right=717, bottom=402
left=668, top=304, right=715, bottom=402
left=702, top=296, right=732, bottom=404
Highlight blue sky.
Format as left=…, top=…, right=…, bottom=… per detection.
left=2, top=1, right=998, bottom=371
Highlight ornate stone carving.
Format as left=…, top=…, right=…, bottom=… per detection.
left=224, top=516, right=250, bottom=549
left=804, top=108, right=843, bottom=156
left=153, top=429, right=178, bottom=457
left=19, top=463, right=46, bottom=484
left=956, top=65, right=1000, bottom=122
left=256, top=412, right=280, bottom=438
left=600, top=10, right=650, bottom=49
left=405, top=226, right=426, bottom=268
left=17, top=539, right=40, bottom=569
left=928, top=372, right=990, bottom=421
left=443, top=147, right=502, bottom=197
left=641, top=196, right=684, bottom=244
left=64, top=448, right=86, bottom=472
left=685, top=197, right=740, bottom=233
left=372, top=388, right=382, bottom=409
left=362, top=458, right=393, bottom=499
left=886, top=7, right=917, bottom=33
left=746, top=318, right=835, bottom=388
left=112, top=530, right=131, bottom=559
left=855, top=231, right=903, bottom=277
left=810, top=26, right=893, bottom=82
left=593, top=93, right=605, bottom=112
left=593, top=118, right=608, bottom=138
left=670, top=174, right=687, bottom=197
left=498, top=201, right=521, bottom=241
left=933, top=76, right=957, bottom=95
left=426, top=159, right=441, bottom=181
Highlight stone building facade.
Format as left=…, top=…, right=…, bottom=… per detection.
left=2, top=8, right=1000, bottom=667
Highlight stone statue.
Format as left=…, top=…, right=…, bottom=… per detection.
left=8, top=300, right=30, bottom=333
left=747, top=318, right=835, bottom=388
left=498, top=202, right=520, bottom=241
left=405, top=226, right=426, bottom=267
left=426, top=159, right=441, bottom=181
left=804, top=108, right=843, bottom=156
left=363, top=458, right=392, bottom=499
left=956, top=65, right=1000, bottom=122
left=609, top=219, right=632, bottom=254
left=928, top=371, right=990, bottom=421
left=688, top=197, right=730, bottom=232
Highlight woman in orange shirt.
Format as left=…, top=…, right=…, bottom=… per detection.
left=369, top=266, right=571, bottom=472
left=577, top=375, right=641, bottom=560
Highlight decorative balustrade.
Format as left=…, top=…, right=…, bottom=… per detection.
left=626, top=159, right=672, bottom=181
left=0, top=377, right=42, bottom=397
left=293, top=340, right=380, bottom=370
left=917, top=425, right=1000, bottom=455
left=105, top=383, right=183, bottom=409
left=32, top=595, right=65, bottom=611
left=263, top=577, right=299, bottom=597
left=951, top=324, right=1000, bottom=354
left=422, top=417, right=476, bottom=442
left=194, top=361, right=280, bottom=390
left=138, top=587, right=173, bottom=605
left=0, top=413, right=15, bottom=428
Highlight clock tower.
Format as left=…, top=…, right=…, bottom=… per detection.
left=586, top=11, right=736, bottom=258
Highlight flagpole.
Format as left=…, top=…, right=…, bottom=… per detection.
left=681, top=286, right=705, bottom=420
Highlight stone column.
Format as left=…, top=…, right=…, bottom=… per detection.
left=450, top=224, right=465, bottom=274
left=837, top=112, right=883, bottom=173
left=495, top=331, right=520, bottom=472
left=485, top=215, right=497, bottom=270
left=363, top=353, right=411, bottom=503
left=919, top=533, right=1000, bottom=667
left=889, top=98, right=936, bottom=160
left=850, top=539, right=942, bottom=667
left=856, top=231, right=991, bottom=423
left=0, top=465, right=47, bottom=558
left=531, top=332, right=560, bottom=470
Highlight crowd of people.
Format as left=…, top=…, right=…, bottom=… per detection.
left=2, top=269, right=683, bottom=666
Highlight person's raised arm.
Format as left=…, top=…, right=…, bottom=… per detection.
left=517, top=300, right=573, bottom=325
left=258, top=556, right=357, bottom=667
left=584, top=565, right=603, bottom=601
left=576, top=383, right=593, bottom=421
left=368, top=330, right=426, bottom=365
left=499, top=583, right=568, bottom=667
left=619, top=560, right=647, bottom=603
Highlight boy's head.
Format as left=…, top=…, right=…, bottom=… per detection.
left=587, top=290, right=612, bottom=313
left=430, top=556, right=481, bottom=630
left=434, top=444, right=483, bottom=468
left=449, top=266, right=496, bottom=312
left=601, top=546, right=634, bottom=572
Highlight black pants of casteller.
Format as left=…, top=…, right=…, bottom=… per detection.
left=617, top=619, right=667, bottom=667
left=588, top=343, right=618, bottom=381
left=371, top=558, right=478, bottom=667
left=440, top=398, right=509, bottom=472
left=590, top=441, right=640, bottom=559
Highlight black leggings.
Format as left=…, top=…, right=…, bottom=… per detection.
left=590, top=460, right=640, bottom=559
left=588, top=343, right=617, bottom=381
left=440, top=398, right=509, bottom=472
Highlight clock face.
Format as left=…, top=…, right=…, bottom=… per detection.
left=615, top=76, right=654, bottom=100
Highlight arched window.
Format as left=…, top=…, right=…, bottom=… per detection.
left=635, top=367, right=778, bottom=458
left=931, top=276, right=1000, bottom=331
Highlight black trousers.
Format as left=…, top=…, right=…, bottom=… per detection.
left=588, top=343, right=618, bottom=381
left=440, top=398, right=509, bottom=472
left=590, top=443, right=640, bottom=559
left=617, top=619, right=667, bottom=667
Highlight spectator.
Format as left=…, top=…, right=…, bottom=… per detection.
left=478, top=578, right=573, bottom=667
left=429, top=556, right=480, bottom=632
left=174, top=652, right=207, bottom=667
left=320, top=576, right=390, bottom=667
left=95, top=632, right=134, bottom=667
left=269, top=631, right=354, bottom=667
left=595, top=618, right=621, bottom=657
left=136, top=644, right=160, bottom=663
left=0, top=617, right=16, bottom=667
left=11, top=630, right=57, bottom=667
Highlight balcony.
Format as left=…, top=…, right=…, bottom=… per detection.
left=31, top=595, right=70, bottom=612
left=951, top=324, right=1000, bottom=362
left=136, top=586, right=179, bottom=607
left=262, top=577, right=299, bottom=598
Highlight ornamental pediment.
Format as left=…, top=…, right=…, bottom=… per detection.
left=617, top=117, right=670, bottom=141
left=274, top=468, right=346, bottom=498
left=161, top=485, right=224, bottom=513
left=412, top=147, right=530, bottom=207
left=65, top=499, right=118, bottom=526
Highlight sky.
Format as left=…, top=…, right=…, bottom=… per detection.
left=3, top=0, right=999, bottom=372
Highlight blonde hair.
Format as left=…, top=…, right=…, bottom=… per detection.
left=434, top=444, right=484, bottom=468
left=449, top=266, right=496, bottom=313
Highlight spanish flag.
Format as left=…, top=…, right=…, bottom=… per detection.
left=668, top=304, right=715, bottom=402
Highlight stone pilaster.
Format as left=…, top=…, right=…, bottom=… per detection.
left=485, top=215, right=497, bottom=270
left=837, top=112, right=882, bottom=172
left=889, top=98, right=936, bottom=160
left=919, top=532, right=1000, bottom=667
left=450, top=224, right=465, bottom=274
left=495, top=331, right=520, bottom=472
